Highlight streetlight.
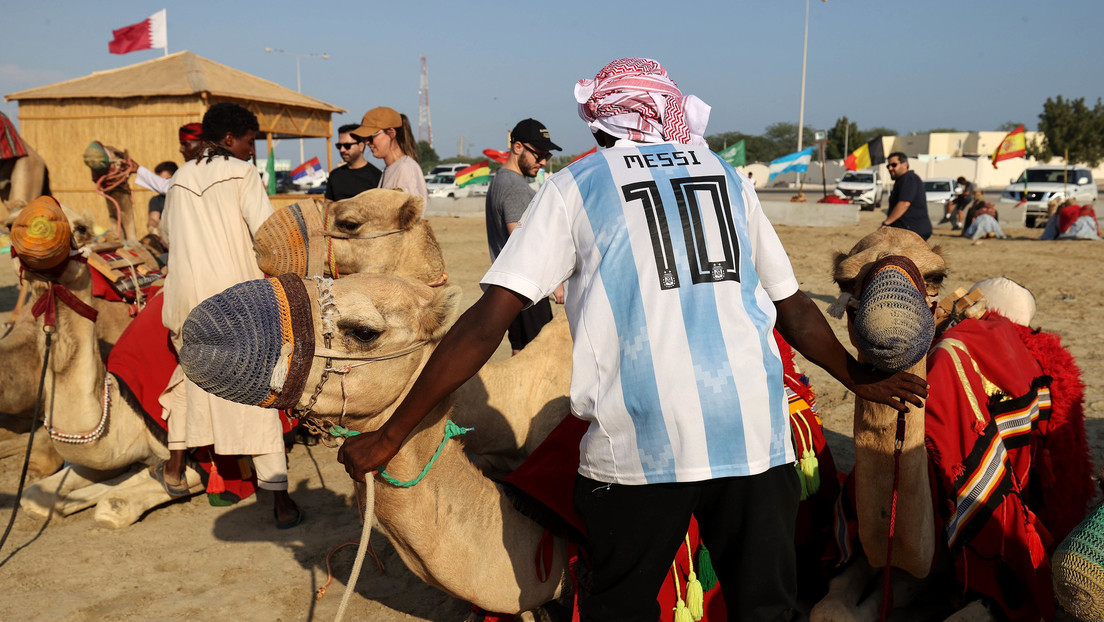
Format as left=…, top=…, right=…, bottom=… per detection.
left=264, top=47, right=328, bottom=164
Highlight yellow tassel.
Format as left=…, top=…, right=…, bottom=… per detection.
left=672, top=560, right=693, bottom=622
left=800, top=449, right=820, bottom=495
left=685, top=534, right=704, bottom=620
left=796, top=462, right=808, bottom=500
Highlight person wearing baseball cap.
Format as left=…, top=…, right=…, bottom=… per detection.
left=485, top=118, right=563, bottom=354
left=352, top=106, right=426, bottom=204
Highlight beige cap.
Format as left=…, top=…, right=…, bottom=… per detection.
left=352, top=107, right=402, bottom=138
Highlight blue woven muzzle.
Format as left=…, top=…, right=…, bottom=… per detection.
left=853, top=256, right=935, bottom=372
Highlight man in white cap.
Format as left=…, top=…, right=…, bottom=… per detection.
left=485, top=118, right=563, bottom=354
left=338, top=58, right=926, bottom=620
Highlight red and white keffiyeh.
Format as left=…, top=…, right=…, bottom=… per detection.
left=575, top=58, right=710, bottom=146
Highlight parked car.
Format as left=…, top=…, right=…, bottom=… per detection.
left=833, top=169, right=884, bottom=210
left=424, top=163, right=470, bottom=184
left=998, top=166, right=1098, bottom=227
left=924, top=178, right=957, bottom=206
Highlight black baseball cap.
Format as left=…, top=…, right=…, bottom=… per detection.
left=509, top=119, right=561, bottom=152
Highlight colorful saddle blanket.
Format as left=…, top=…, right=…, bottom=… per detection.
left=0, top=111, right=27, bottom=160
left=88, top=245, right=163, bottom=305
left=924, top=314, right=1093, bottom=621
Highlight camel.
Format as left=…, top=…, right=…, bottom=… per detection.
left=178, top=272, right=570, bottom=613
left=811, top=229, right=1091, bottom=621
left=10, top=202, right=205, bottom=528
left=254, top=189, right=446, bottom=285
left=254, top=189, right=572, bottom=474
left=0, top=205, right=144, bottom=477
left=81, top=141, right=139, bottom=241
left=0, top=111, right=49, bottom=222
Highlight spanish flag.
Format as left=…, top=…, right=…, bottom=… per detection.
left=992, top=125, right=1026, bottom=168
left=844, top=137, right=885, bottom=171
left=456, top=160, right=491, bottom=187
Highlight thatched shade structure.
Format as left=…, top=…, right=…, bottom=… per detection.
left=5, top=51, right=344, bottom=234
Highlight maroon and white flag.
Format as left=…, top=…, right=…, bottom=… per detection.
left=108, top=9, right=167, bottom=55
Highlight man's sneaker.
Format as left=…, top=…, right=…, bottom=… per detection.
left=938, top=215, right=951, bottom=224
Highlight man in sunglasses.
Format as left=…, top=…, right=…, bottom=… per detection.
left=324, top=123, right=383, bottom=202
left=485, top=118, right=563, bottom=354
left=882, top=151, right=932, bottom=240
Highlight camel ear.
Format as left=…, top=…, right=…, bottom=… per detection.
left=424, top=285, right=463, bottom=341
left=830, top=251, right=850, bottom=283
left=393, top=191, right=424, bottom=229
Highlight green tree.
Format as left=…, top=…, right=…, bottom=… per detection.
left=1035, top=95, right=1104, bottom=167
left=826, top=116, right=859, bottom=160
left=416, top=140, right=440, bottom=173
left=762, top=122, right=817, bottom=158
left=925, top=127, right=960, bottom=134
left=996, top=121, right=1024, bottom=132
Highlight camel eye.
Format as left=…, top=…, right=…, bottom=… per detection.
left=348, top=327, right=380, bottom=344
left=335, top=219, right=358, bottom=231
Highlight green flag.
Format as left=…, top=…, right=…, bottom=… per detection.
left=265, top=145, right=276, bottom=196
left=718, top=139, right=746, bottom=167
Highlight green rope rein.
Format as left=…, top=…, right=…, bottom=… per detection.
left=328, top=420, right=471, bottom=488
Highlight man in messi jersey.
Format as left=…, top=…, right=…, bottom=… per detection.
left=339, top=58, right=927, bottom=621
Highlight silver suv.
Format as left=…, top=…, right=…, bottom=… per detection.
left=999, top=166, right=1098, bottom=227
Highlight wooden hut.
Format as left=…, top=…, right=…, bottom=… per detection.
left=4, top=50, right=344, bottom=234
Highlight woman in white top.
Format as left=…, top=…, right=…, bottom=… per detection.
left=352, top=106, right=428, bottom=204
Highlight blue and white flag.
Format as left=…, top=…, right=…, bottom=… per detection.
left=767, top=147, right=815, bottom=181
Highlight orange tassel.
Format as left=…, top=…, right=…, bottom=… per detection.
left=206, top=460, right=226, bottom=494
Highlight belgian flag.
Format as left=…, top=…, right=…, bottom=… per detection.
left=844, top=137, right=886, bottom=171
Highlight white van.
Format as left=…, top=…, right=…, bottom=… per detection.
left=998, top=166, right=1097, bottom=227
left=833, top=169, right=884, bottom=210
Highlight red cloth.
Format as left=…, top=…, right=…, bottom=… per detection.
left=0, top=111, right=27, bottom=159
left=88, top=253, right=163, bottom=304
left=925, top=315, right=1067, bottom=621
left=817, top=195, right=851, bottom=204
left=1057, top=204, right=1089, bottom=234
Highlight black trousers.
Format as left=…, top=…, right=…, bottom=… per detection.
left=507, top=296, right=553, bottom=351
left=574, top=465, right=800, bottom=622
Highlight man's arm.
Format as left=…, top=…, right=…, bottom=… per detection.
left=338, top=285, right=528, bottom=481
left=773, top=291, right=927, bottom=411
left=134, top=165, right=172, bottom=195
left=882, top=200, right=910, bottom=227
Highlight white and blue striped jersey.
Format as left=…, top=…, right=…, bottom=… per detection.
left=482, top=140, right=799, bottom=485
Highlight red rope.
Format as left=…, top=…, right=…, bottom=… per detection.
left=30, top=282, right=99, bottom=327
left=94, top=159, right=137, bottom=238
left=879, top=409, right=907, bottom=622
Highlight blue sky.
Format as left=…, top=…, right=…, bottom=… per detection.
left=3, top=0, right=1103, bottom=166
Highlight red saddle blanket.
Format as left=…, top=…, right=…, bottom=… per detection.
left=924, top=314, right=1093, bottom=621
left=0, top=111, right=27, bottom=159
left=106, top=293, right=294, bottom=502
left=497, top=334, right=842, bottom=620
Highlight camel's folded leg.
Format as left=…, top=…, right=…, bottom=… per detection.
left=942, top=600, right=994, bottom=622
left=810, top=560, right=934, bottom=622
left=0, top=428, right=65, bottom=477
left=21, top=464, right=129, bottom=519
left=94, top=466, right=205, bottom=529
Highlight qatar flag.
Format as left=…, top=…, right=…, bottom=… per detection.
left=108, top=10, right=167, bottom=55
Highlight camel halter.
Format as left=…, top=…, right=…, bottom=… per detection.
left=319, top=202, right=448, bottom=286
left=294, top=276, right=428, bottom=428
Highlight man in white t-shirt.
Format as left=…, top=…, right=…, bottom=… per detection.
left=338, top=58, right=927, bottom=620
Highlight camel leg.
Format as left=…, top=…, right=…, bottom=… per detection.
left=0, top=429, right=65, bottom=477
left=21, top=464, right=129, bottom=519
left=94, top=465, right=205, bottom=529
left=810, top=560, right=877, bottom=622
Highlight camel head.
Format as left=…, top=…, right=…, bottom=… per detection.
left=253, top=189, right=446, bottom=284
left=831, top=228, right=947, bottom=372
left=178, top=273, right=462, bottom=431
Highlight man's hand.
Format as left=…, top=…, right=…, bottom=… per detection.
left=846, top=359, right=928, bottom=413
left=553, top=283, right=565, bottom=305
left=337, top=428, right=401, bottom=483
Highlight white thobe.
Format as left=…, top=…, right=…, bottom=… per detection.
left=161, top=155, right=282, bottom=456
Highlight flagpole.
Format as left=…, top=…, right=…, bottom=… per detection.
left=163, top=9, right=168, bottom=56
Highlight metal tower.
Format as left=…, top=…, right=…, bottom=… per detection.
left=418, top=56, right=433, bottom=147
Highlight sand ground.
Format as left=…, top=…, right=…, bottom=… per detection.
left=0, top=210, right=1100, bottom=621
